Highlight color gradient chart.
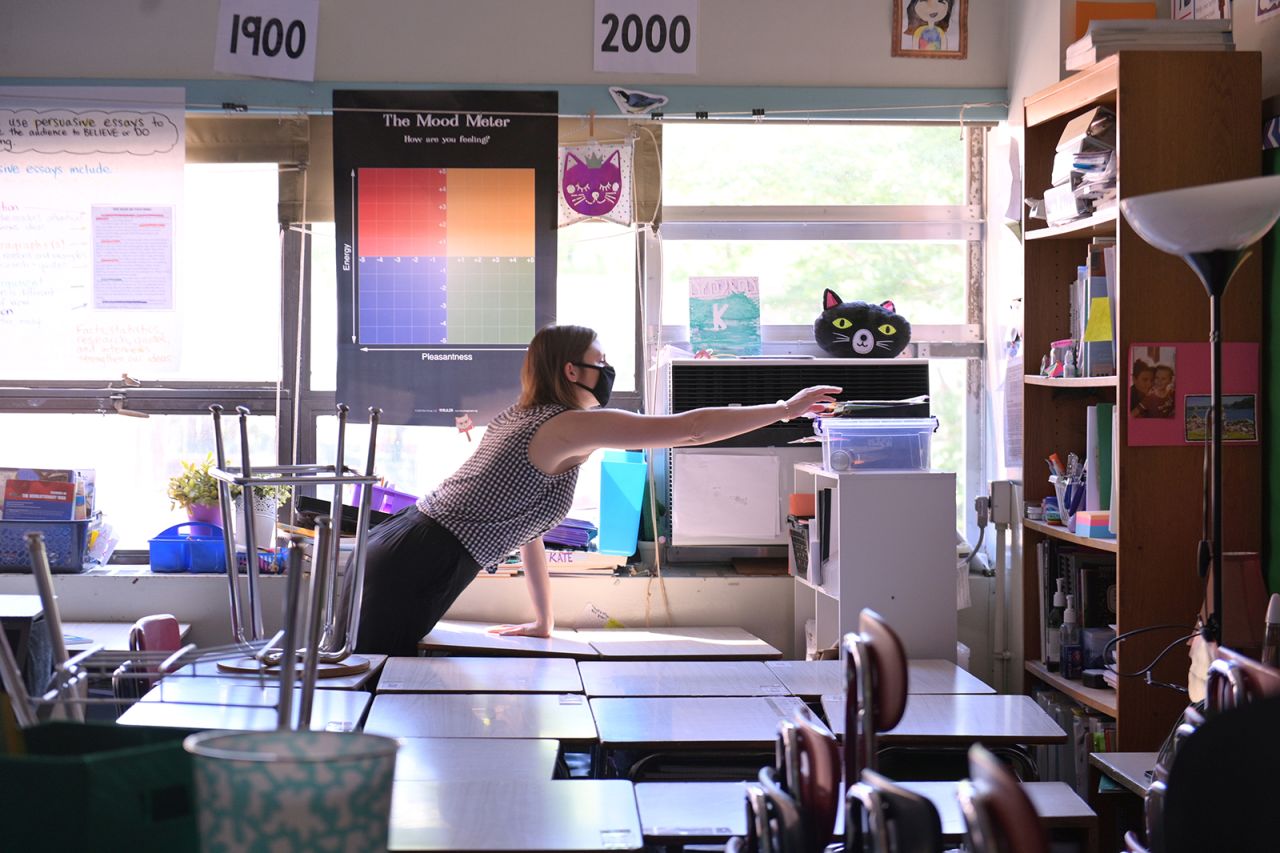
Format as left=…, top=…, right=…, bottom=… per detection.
left=356, top=167, right=536, bottom=345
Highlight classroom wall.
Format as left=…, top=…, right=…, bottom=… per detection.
left=0, top=1, right=1011, bottom=88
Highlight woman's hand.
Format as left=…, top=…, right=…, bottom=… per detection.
left=784, top=385, right=842, bottom=419
left=487, top=621, right=553, bottom=638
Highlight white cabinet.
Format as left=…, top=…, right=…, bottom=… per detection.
left=792, top=464, right=956, bottom=660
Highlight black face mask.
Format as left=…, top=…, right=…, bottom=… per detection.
left=571, top=362, right=616, bottom=407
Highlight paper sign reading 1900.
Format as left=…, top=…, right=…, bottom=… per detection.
left=214, top=0, right=319, bottom=82
left=593, top=0, right=698, bottom=74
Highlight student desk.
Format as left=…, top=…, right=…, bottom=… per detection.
left=590, top=696, right=815, bottom=752
left=115, top=681, right=371, bottom=731
left=633, top=779, right=1096, bottom=848
left=389, top=779, right=642, bottom=851
left=576, top=627, right=782, bottom=660
left=418, top=619, right=600, bottom=658
left=164, top=653, right=387, bottom=691
left=819, top=693, right=1067, bottom=745
left=394, top=737, right=561, bottom=781
left=60, top=620, right=192, bottom=653
left=1088, top=750, right=1158, bottom=851
left=765, top=659, right=995, bottom=699
left=364, top=692, right=598, bottom=745
left=1089, top=751, right=1158, bottom=797
left=579, top=660, right=789, bottom=697
left=378, top=656, right=583, bottom=694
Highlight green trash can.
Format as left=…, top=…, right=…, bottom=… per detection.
left=0, top=721, right=199, bottom=851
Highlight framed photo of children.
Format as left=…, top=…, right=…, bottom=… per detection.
left=892, top=0, right=968, bottom=59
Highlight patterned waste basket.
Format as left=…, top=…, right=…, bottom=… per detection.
left=183, top=730, right=398, bottom=852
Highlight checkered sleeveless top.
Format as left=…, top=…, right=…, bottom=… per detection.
left=417, top=403, right=579, bottom=568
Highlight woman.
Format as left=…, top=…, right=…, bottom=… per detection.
left=355, top=324, right=840, bottom=656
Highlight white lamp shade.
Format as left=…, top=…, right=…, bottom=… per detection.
left=1119, top=174, right=1280, bottom=255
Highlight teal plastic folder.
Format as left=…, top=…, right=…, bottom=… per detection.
left=599, top=450, right=647, bottom=556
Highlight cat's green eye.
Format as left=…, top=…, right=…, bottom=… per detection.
left=833, top=317, right=853, bottom=330
left=878, top=323, right=897, bottom=336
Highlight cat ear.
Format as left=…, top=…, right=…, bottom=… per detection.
left=565, top=152, right=587, bottom=169
left=880, top=300, right=896, bottom=313
left=605, top=150, right=621, bottom=166
left=823, top=289, right=842, bottom=310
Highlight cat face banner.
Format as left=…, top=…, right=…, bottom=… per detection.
left=557, top=142, right=633, bottom=226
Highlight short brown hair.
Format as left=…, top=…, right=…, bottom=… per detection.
left=518, top=324, right=597, bottom=409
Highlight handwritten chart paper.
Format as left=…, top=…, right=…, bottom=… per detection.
left=0, top=87, right=185, bottom=376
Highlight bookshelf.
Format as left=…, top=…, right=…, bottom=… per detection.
left=1020, top=52, right=1263, bottom=752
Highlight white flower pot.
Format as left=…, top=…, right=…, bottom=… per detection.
left=233, top=493, right=278, bottom=549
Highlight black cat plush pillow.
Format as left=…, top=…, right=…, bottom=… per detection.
left=814, top=289, right=911, bottom=358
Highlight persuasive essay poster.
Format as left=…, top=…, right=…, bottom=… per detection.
left=332, top=90, right=558, bottom=426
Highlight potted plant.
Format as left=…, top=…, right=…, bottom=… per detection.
left=167, top=453, right=222, bottom=523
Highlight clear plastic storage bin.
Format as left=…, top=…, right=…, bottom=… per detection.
left=812, top=417, right=937, bottom=472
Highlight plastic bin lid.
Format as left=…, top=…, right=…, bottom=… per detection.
left=813, top=416, right=938, bottom=435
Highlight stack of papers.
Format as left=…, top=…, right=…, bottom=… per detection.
left=1066, top=19, right=1233, bottom=71
left=542, top=517, right=597, bottom=550
left=1044, top=107, right=1117, bottom=226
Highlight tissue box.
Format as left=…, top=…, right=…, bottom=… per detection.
left=1083, top=626, right=1116, bottom=669
left=1073, top=510, right=1114, bottom=538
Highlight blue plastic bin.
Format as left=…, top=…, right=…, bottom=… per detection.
left=0, top=517, right=96, bottom=573
left=599, top=450, right=647, bottom=557
left=149, top=522, right=226, bottom=573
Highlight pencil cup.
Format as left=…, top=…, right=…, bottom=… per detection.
left=184, top=730, right=398, bottom=852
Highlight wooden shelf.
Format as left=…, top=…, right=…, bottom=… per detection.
left=1024, top=208, right=1117, bottom=241
left=1026, top=661, right=1118, bottom=717
left=1023, top=375, right=1117, bottom=389
left=1022, top=518, right=1119, bottom=553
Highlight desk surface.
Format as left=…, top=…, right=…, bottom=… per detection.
left=394, top=737, right=561, bottom=782
left=579, top=660, right=788, bottom=697
left=116, top=683, right=370, bottom=732
left=820, top=693, right=1067, bottom=745
left=1089, top=751, right=1159, bottom=797
left=365, top=692, right=598, bottom=742
left=166, top=653, right=387, bottom=691
left=378, top=656, right=583, bottom=694
left=765, top=659, right=995, bottom=698
left=61, top=620, right=191, bottom=653
left=419, top=620, right=600, bottom=658
left=576, top=627, right=782, bottom=660
left=590, top=696, right=815, bottom=750
left=389, top=780, right=642, bottom=851
left=0, top=594, right=41, bottom=620
left=634, top=780, right=1094, bottom=843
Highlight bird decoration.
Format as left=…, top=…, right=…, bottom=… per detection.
left=609, top=87, right=669, bottom=116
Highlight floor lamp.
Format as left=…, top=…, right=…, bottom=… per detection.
left=1120, top=174, right=1280, bottom=645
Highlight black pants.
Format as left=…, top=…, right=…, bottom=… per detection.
left=354, top=507, right=481, bottom=657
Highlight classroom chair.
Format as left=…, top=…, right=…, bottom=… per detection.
left=743, top=766, right=807, bottom=853
left=1126, top=648, right=1280, bottom=853
left=956, top=742, right=1050, bottom=853
left=842, top=608, right=909, bottom=778
left=775, top=709, right=841, bottom=853
left=845, top=767, right=944, bottom=853
left=111, top=613, right=183, bottom=702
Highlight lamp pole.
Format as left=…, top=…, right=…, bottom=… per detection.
left=1184, top=248, right=1251, bottom=646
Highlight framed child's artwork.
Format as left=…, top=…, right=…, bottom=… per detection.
left=892, top=0, right=968, bottom=59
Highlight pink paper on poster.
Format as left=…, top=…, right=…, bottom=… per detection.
left=1126, top=342, right=1260, bottom=446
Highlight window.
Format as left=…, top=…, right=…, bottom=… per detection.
left=657, top=122, right=985, bottom=535
left=0, top=162, right=283, bottom=551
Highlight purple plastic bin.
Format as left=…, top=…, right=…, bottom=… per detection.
left=347, top=485, right=417, bottom=515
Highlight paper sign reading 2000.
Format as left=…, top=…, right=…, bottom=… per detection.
left=593, top=0, right=698, bottom=75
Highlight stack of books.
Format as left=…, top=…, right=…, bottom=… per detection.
left=1043, top=107, right=1116, bottom=226
left=1066, top=19, right=1233, bottom=71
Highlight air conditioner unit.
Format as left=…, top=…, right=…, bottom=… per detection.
left=656, top=358, right=930, bottom=562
